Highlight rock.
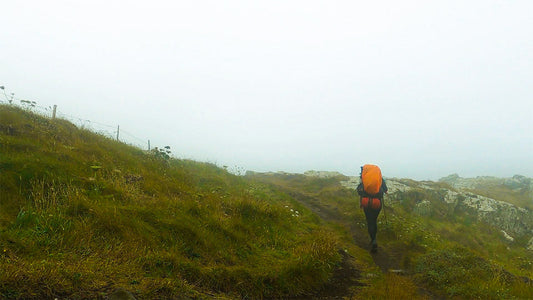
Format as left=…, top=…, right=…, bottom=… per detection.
left=304, top=170, right=344, bottom=178
left=444, top=190, right=461, bottom=205
left=501, top=230, right=514, bottom=242
left=439, top=173, right=460, bottom=183
left=504, top=175, right=531, bottom=190
left=258, top=171, right=533, bottom=248
left=458, top=194, right=532, bottom=236
left=440, top=174, right=532, bottom=192
left=383, top=179, right=412, bottom=193
left=340, top=177, right=412, bottom=194
left=413, top=200, right=432, bottom=216
left=436, top=186, right=533, bottom=236
left=340, top=176, right=359, bottom=190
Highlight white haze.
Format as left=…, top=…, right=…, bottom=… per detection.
left=1, top=0, right=532, bottom=180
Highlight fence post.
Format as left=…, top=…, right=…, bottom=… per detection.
left=148, top=140, right=151, bottom=151
left=52, top=105, right=57, bottom=119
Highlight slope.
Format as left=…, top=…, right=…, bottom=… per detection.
left=0, top=104, right=361, bottom=299
left=248, top=171, right=533, bottom=299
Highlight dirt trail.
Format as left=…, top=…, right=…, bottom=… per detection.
left=295, top=249, right=364, bottom=300
left=286, top=189, right=402, bottom=273
left=349, top=222, right=403, bottom=273
left=270, top=182, right=445, bottom=300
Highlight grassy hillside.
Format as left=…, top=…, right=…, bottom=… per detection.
left=248, top=173, right=533, bottom=299
left=2, top=104, right=531, bottom=299
left=0, top=105, right=359, bottom=299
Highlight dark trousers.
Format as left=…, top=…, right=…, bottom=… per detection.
left=363, top=206, right=381, bottom=242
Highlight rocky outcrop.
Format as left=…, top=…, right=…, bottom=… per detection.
left=413, top=200, right=432, bottom=216
left=504, top=175, right=532, bottom=190
left=252, top=170, right=533, bottom=250
left=339, top=176, right=413, bottom=193
left=341, top=175, right=533, bottom=248
left=339, top=176, right=359, bottom=190
left=439, top=174, right=532, bottom=192
left=447, top=191, right=532, bottom=236
left=304, top=170, right=344, bottom=179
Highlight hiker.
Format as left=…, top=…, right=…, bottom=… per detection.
left=357, top=164, right=388, bottom=253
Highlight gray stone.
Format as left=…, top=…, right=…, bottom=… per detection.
left=501, top=230, right=514, bottom=242
left=413, top=200, right=432, bottom=216
left=304, top=170, right=344, bottom=178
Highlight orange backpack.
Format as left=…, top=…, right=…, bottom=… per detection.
left=361, top=164, right=382, bottom=195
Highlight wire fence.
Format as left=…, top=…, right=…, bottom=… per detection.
left=0, top=85, right=151, bottom=151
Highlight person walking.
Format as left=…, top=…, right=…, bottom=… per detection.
left=357, top=164, right=388, bottom=253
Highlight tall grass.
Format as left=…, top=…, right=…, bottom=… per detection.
left=2, top=104, right=531, bottom=299
left=415, top=246, right=533, bottom=299
left=0, top=104, right=345, bottom=298
left=356, top=273, right=427, bottom=300
left=250, top=168, right=533, bottom=299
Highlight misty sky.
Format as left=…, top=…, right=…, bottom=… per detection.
left=1, top=0, right=532, bottom=180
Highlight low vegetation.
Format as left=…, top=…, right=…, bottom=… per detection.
left=1, top=104, right=531, bottom=299
left=249, top=172, right=533, bottom=299
left=0, top=105, right=348, bottom=298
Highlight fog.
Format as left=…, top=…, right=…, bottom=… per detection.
left=1, top=0, right=531, bottom=180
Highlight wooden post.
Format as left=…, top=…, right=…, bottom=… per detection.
left=148, top=140, right=151, bottom=151
left=52, top=105, right=57, bottom=119
left=116, top=125, right=120, bottom=141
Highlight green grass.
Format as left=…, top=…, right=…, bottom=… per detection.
left=356, top=273, right=428, bottom=300
left=465, top=185, right=533, bottom=210
left=250, top=171, right=533, bottom=299
left=2, top=104, right=531, bottom=299
left=0, top=104, right=345, bottom=298
left=415, top=246, right=533, bottom=299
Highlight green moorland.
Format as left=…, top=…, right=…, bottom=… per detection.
left=0, top=104, right=369, bottom=299
left=248, top=171, right=533, bottom=299
left=1, top=104, right=532, bottom=299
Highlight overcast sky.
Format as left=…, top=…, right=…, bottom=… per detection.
left=1, top=0, right=532, bottom=180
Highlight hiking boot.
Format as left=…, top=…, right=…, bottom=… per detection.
left=371, top=239, right=378, bottom=253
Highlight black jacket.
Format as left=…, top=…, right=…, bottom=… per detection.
left=357, top=178, right=388, bottom=199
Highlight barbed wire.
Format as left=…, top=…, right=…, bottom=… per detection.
left=0, top=85, right=151, bottom=150
left=1, top=87, right=15, bottom=104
